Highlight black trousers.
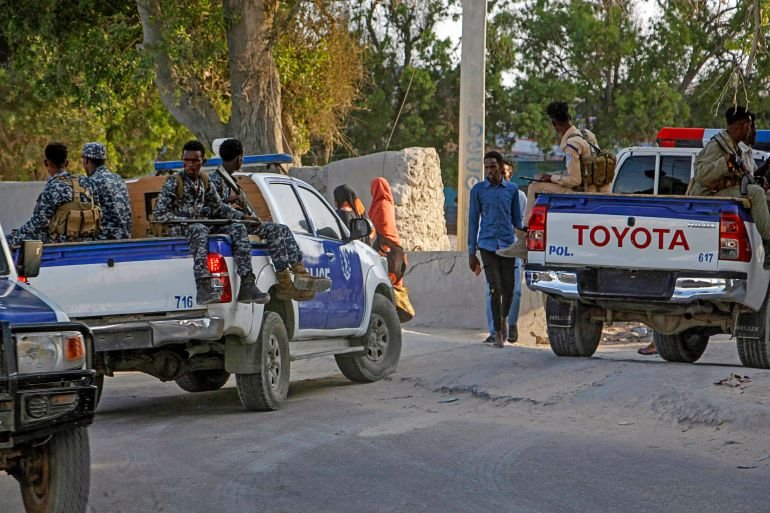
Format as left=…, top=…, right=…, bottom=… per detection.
left=480, top=249, right=516, bottom=332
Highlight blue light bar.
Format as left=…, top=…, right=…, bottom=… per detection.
left=755, top=130, right=770, bottom=151
left=153, top=153, right=294, bottom=172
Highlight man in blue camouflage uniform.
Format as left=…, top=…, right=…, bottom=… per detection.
left=81, top=142, right=132, bottom=239
left=7, top=142, right=99, bottom=247
left=213, top=138, right=332, bottom=300
left=153, top=140, right=268, bottom=305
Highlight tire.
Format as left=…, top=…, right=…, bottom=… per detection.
left=235, top=311, right=290, bottom=411
left=17, top=427, right=90, bottom=513
left=653, top=330, right=709, bottom=363
left=545, top=297, right=603, bottom=357
left=737, top=337, right=770, bottom=369
left=335, top=294, right=402, bottom=382
left=175, top=370, right=231, bottom=393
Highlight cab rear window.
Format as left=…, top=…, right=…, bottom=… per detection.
left=612, top=156, right=655, bottom=194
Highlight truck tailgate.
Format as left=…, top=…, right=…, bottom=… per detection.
left=543, top=195, right=727, bottom=271
left=29, top=238, right=218, bottom=318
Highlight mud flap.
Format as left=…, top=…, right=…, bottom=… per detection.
left=224, top=335, right=260, bottom=374
left=546, top=299, right=576, bottom=328
left=735, top=293, right=769, bottom=340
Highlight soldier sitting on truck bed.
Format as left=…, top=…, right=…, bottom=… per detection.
left=688, top=106, right=770, bottom=266
left=211, top=138, right=331, bottom=301
left=152, top=140, right=268, bottom=305
left=7, top=142, right=101, bottom=247
left=81, top=142, right=132, bottom=240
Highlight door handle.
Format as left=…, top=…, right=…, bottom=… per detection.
left=325, top=252, right=336, bottom=261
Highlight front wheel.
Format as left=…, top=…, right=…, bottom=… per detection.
left=335, top=294, right=402, bottom=382
left=235, top=311, right=290, bottom=411
left=545, top=297, right=603, bottom=357
left=15, top=427, right=90, bottom=513
left=175, top=369, right=230, bottom=393
left=653, top=330, right=709, bottom=363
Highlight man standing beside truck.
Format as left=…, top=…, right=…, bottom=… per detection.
left=81, top=142, right=132, bottom=240
left=468, top=150, right=523, bottom=348
left=153, top=140, right=269, bottom=305
left=689, top=106, right=770, bottom=264
left=212, top=138, right=331, bottom=300
left=7, top=142, right=101, bottom=247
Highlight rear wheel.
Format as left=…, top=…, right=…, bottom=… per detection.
left=335, top=294, right=402, bottom=382
left=653, top=330, right=709, bottom=363
left=175, top=370, right=230, bottom=393
left=545, top=297, right=603, bottom=357
left=737, top=337, right=770, bottom=369
left=15, top=427, right=90, bottom=513
left=235, top=312, right=290, bottom=411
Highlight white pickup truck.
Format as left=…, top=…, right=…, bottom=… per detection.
left=525, top=192, right=770, bottom=369
left=18, top=156, right=401, bottom=411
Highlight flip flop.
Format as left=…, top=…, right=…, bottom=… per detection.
left=637, top=343, right=657, bottom=356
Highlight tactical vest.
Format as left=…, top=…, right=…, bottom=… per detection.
left=565, top=130, right=617, bottom=189
left=151, top=172, right=210, bottom=237
left=174, top=171, right=209, bottom=201
left=49, top=176, right=102, bottom=240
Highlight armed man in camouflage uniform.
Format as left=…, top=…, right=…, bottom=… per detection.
left=689, top=106, right=770, bottom=267
left=7, top=142, right=100, bottom=247
left=81, top=142, right=132, bottom=239
left=212, top=138, right=331, bottom=300
left=153, top=140, right=268, bottom=305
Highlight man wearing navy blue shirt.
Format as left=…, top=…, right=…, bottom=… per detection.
left=468, top=150, right=523, bottom=347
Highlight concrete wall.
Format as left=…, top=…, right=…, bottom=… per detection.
left=0, top=182, right=45, bottom=231
left=405, top=251, right=547, bottom=344
left=291, top=148, right=450, bottom=251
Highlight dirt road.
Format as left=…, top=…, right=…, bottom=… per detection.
left=2, top=329, right=768, bottom=512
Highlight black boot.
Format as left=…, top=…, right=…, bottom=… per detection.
left=196, top=277, right=222, bottom=305
left=237, top=272, right=270, bottom=304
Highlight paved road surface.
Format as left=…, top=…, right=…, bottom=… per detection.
left=2, top=329, right=769, bottom=512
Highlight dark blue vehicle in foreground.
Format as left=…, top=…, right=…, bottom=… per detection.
left=0, top=232, right=97, bottom=513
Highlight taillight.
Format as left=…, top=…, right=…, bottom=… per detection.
left=719, top=211, right=751, bottom=262
left=528, top=204, right=548, bottom=251
left=207, top=253, right=232, bottom=303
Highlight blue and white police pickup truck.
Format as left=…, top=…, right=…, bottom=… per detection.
left=525, top=192, right=770, bottom=369
left=0, top=227, right=96, bottom=513
left=24, top=155, right=400, bottom=412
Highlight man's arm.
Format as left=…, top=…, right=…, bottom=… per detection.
left=205, top=183, right=244, bottom=220
left=694, top=141, right=730, bottom=186
left=152, top=177, right=182, bottom=222
left=467, top=185, right=481, bottom=255
left=552, top=145, right=582, bottom=187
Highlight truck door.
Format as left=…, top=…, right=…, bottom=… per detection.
left=296, top=186, right=364, bottom=330
left=266, top=182, right=328, bottom=330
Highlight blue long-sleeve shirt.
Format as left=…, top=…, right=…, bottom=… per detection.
left=467, top=178, right=523, bottom=255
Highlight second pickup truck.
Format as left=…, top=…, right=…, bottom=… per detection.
left=525, top=192, right=770, bottom=368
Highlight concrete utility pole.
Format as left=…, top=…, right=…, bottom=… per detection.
left=456, top=0, right=488, bottom=251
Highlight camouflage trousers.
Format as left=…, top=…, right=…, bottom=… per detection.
left=171, top=223, right=254, bottom=280
left=249, top=222, right=303, bottom=272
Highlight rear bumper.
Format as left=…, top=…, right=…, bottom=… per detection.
left=525, top=268, right=748, bottom=304
left=90, top=316, right=225, bottom=351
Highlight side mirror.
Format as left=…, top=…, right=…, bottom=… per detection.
left=18, top=240, right=43, bottom=278
left=348, top=218, right=373, bottom=241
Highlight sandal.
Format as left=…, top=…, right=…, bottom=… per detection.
left=637, top=342, right=657, bottom=356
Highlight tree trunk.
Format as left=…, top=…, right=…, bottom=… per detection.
left=136, top=0, right=225, bottom=149
left=136, top=0, right=284, bottom=155
left=224, top=0, right=284, bottom=155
